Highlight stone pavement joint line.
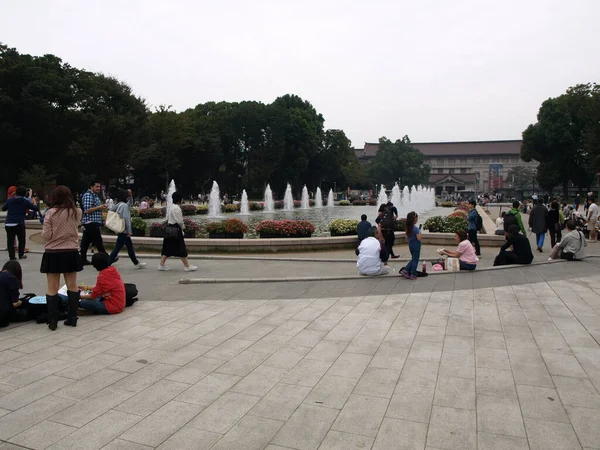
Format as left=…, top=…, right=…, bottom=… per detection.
left=2, top=272, right=600, bottom=449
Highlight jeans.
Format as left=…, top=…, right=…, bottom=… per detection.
left=81, top=222, right=106, bottom=260
left=405, top=242, right=421, bottom=276
left=109, top=233, right=139, bottom=265
left=5, top=224, right=25, bottom=259
left=79, top=298, right=109, bottom=314
left=536, top=232, right=546, bottom=249
left=459, top=260, right=477, bottom=271
left=468, top=229, right=480, bottom=255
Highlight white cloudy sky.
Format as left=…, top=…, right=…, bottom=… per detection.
left=2, top=0, right=599, bottom=147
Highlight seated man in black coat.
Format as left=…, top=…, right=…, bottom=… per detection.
left=494, top=225, right=534, bottom=266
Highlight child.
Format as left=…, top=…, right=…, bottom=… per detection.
left=78, top=252, right=126, bottom=315
left=400, top=211, right=422, bottom=280
left=0, top=260, right=23, bottom=327
left=357, top=214, right=372, bottom=242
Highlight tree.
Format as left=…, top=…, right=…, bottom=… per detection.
left=367, top=136, right=430, bottom=187
left=506, top=166, right=537, bottom=190
left=18, top=164, right=55, bottom=200
left=522, top=83, right=600, bottom=198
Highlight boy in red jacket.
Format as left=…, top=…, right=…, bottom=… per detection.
left=79, top=252, right=126, bottom=315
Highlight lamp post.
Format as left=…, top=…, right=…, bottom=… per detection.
left=334, top=182, right=337, bottom=200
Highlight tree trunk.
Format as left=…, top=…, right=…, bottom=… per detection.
left=562, top=180, right=569, bottom=199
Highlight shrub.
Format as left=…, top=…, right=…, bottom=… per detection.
left=181, top=204, right=198, bottom=216
left=351, top=200, right=367, bottom=206
left=394, top=218, right=407, bottom=232
left=449, top=210, right=467, bottom=218
left=328, top=219, right=359, bottom=236
left=274, top=200, right=284, bottom=209
left=150, top=218, right=201, bottom=237
left=138, top=208, right=163, bottom=219
left=249, top=202, right=264, bottom=211
left=293, top=200, right=302, bottom=208
left=309, top=199, right=315, bottom=207
left=223, top=204, right=239, bottom=213
left=423, top=216, right=468, bottom=233
left=338, top=200, right=351, bottom=206
left=206, top=218, right=248, bottom=234
left=131, top=217, right=147, bottom=232
left=197, top=205, right=208, bottom=215
left=368, top=199, right=378, bottom=206
left=256, top=220, right=316, bottom=237
left=439, top=201, right=454, bottom=207
left=130, top=208, right=140, bottom=218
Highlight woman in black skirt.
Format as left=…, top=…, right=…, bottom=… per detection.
left=41, top=186, right=83, bottom=330
left=158, top=192, right=197, bottom=272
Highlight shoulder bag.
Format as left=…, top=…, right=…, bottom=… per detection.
left=105, top=210, right=125, bottom=234
left=561, top=232, right=583, bottom=261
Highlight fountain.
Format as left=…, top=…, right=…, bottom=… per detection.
left=239, top=189, right=250, bottom=215
left=301, top=185, right=309, bottom=209
left=166, top=179, right=176, bottom=216
left=315, top=187, right=323, bottom=208
left=327, top=189, right=334, bottom=207
left=377, top=184, right=389, bottom=206
left=390, top=183, right=401, bottom=208
left=207, top=181, right=223, bottom=217
left=264, top=184, right=275, bottom=212
left=283, top=183, right=294, bottom=210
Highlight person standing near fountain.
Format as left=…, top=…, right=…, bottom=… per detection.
left=400, top=212, right=421, bottom=280
left=158, top=192, right=197, bottom=272
left=377, top=202, right=400, bottom=259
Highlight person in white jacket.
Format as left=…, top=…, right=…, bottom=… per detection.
left=356, top=227, right=390, bottom=276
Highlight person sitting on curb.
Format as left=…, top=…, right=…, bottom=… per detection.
left=495, top=212, right=506, bottom=236
left=438, top=230, right=479, bottom=271
left=357, top=214, right=372, bottom=243
left=78, top=252, right=126, bottom=315
left=548, top=220, right=587, bottom=261
left=494, top=225, right=534, bottom=266
left=356, top=226, right=390, bottom=276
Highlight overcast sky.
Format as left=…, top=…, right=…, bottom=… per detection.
left=2, top=0, right=599, bottom=147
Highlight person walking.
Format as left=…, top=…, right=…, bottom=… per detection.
left=158, top=192, right=197, bottom=272
left=547, top=201, right=562, bottom=248
left=108, top=190, right=147, bottom=269
left=400, top=212, right=422, bottom=280
left=80, top=181, right=108, bottom=265
left=586, top=197, right=598, bottom=242
left=467, top=200, right=481, bottom=256
left=529, top=199, right=548, bottom=252
left=2, top=186, right=39, bottom=260
left=41, top=186, right=83, bottom=330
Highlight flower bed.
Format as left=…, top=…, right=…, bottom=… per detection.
left=439, top=201, right=455, bottom=207
left=256, top=220, right=315, bottom=238
left=138, top=208, right=163, bottom=219
left=329, top=219, right=359, bottom=236
left=423, top=215, right=467, bottom=233
left=149, top=218, right=201, bottom=238
left=131, top=217, right=147, bottom=237
left=197, top=205, right=208, bottom=215
left=206, top=218, right=248, bottom=239
left=249, top=202, right=264, bottom=211
left=351, top=200, right=367, bottom=206
left=338, top=200, right=351, bottom=206
left=223, top=204, right=239, bottom=213
left=181, top=204, right=198, bottom=216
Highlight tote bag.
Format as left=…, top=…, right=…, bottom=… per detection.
left=106, top=211, right=125, bottom=234
left=446, top=257, right=460, bottom=272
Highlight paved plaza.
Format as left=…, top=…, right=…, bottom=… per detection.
left=1, top=250, right=600, bottom=449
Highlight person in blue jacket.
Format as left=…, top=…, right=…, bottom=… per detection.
left=467, top=200, right=481, bottom=256
left=2, top=186, right=39, bottom=260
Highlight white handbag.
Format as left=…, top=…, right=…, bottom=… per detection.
left=105, top=210, right=125, bottom=234
left=446, top=257, right=460, bottom=272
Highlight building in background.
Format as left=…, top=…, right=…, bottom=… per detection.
left=355, top=140, right=538, bottom=195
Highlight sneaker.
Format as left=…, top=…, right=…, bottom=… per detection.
left=391, top=255, right=400, bottom=259
left=410, top=275, right=418, bottom=280
left=184, top=265, right=198, bottom=272
left=18, top=255, right=27, bottom=260
left=400, top=269, right=410, bottom=279
left=134, top=262, right=147, bottom=269
left=157, top=265, right=171, bottom=271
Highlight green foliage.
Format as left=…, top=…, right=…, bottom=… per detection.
left=522, top=83, right=600, bottom=196
left=439, top=201, right=454, bottom=207
left=256, top=220, right=316, bottom=237
left=223, top=204, right=239, bottom=213
left=131, top=217, right=147, bottom=232
left=505, top=166, right=537, bottom=191
left=197, top=205, right=208, bottom=214
left=423, top=216, right=467, bottom=233
left=206, top=218, right=248, bottom=234
left=338, top=200, right=351, bottom=206
left=180, top=204, right=198, bottom=216
left=367, top=136, right=430, bottom=187
left=328, top=219, right=359, bottom=236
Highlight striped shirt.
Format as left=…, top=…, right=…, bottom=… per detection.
left=81, top=190, right=103, bottom=224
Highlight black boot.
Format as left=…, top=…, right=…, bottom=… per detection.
left=64, top=290, right=79, bottom=327
left=47, top=294, right=59, bottom=331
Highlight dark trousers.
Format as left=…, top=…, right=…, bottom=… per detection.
left=109, top=233, right=139, bottom=265
left=468, top=229, right=481, bottom=255
left=494, top=251, right=529, bottom=266
left=80, top=222, right=106, bottom=260
left=383, top=229, right=396, bottom=256
left=5, top=224, right=26, bottom=259
left=549, top=227, right=562, bottom=248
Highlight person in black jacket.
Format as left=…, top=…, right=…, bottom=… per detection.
left=0, top=260, right=23, bottom=327
left=494, top=225, right=534, bottom=266
left=547, top=201, right=561, bottom=249
left=2, top=186, right=39, bottom=260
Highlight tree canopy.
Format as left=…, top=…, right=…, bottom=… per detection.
left=366, top=136, right=431, bottom=187
left=521, top=83, right=600, bottom=197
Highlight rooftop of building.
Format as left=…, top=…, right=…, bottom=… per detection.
left=355, top=139, right=522, bottom=158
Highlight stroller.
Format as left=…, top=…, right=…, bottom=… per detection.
left=570, top=211, right=590, bottom=238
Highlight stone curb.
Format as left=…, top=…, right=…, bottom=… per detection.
left=179, top=259, right=568, bottom=284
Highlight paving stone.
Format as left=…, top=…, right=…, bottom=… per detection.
left=476, top=367, right=517, bottom=398
left=187, top=392, right=261, bottom=434
left=175, top=372, right=242, bottom=406
left=371, top=417, right=427, bottom=450
left=114, top=379, right=190, bottom=416
left=303, top=375, right=357, bottom=409
left=565, top=405, right=600, bottom=448
left=0, top=376, right=74, bottom=411
left=475, top=330, right=506, bottom=349
left=280, top=358, right=332, bottom=387
left=477, top=432, right=529, bottom=450
left=542, top=352, right=588, bottom=377
left=305, top=340, right=348, bottom=362
left=386, top=382, right=434, bottom=423
left=477, top=395, right=526, bottom=437
left=119, top=400, right=204, bottom=447
left=214, top=350, right=270, bottom=377
left=524, top=418, right=581, bottom=450
left=552, top=375, right=600, bottom=408
left=229, top=365, right=288, bottom=397
left=511, top=362, right=554, bottom=388
left=210, top=415, right=283, bottom=450
left=101, top=439, right=154, bottom=450
left=398, top=359, right=439, bottom=389
left=407, top=340, right=443, bottom=362
left=354, top=367, right=400, bottom=399
left=111, top=363, right=179, bottom=393
left=326, top=352, right=372, bottom=379
left=475, top=347, right=511, bottom=370
left=157, top=342, right=214, bottom=366
left=439, top=351, right=475, bottom=379
left=166, top=356, right=226, bottom=384
left=516, top=385, right=570, bottom=423
left=250, top=382, right=312, bottom=421
left=263, top=345, right=312, bottom=369
left=415, top=325, right=446, bottom=343
left=270, top=404, right=339, bottom=450
left=369, top=345, right=409, bottom=371
left=427, top=405, right=476, bottom=450
left=286, top=329, right=328, bottom=348
left=443, top=335, right=475, bottom=355
left=155, top=427, right=221, bottom=450
left=8, top=420, right=76, bottom=450
left=317, top=430, right=373, bottom=449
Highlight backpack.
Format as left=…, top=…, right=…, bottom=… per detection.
left=381, top=206, right=395, bottom=229
left=476, top=212, right=483, bottom=231
left=503, top=212, right=516, bottom=231
left=125, top=283, right=138, bottom=307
